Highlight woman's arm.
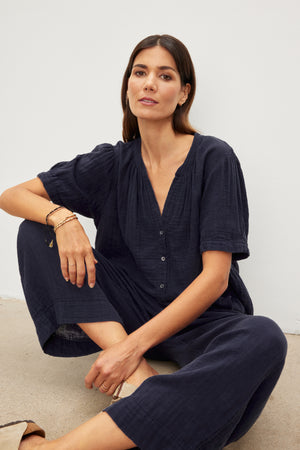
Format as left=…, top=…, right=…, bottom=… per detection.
left=0, top=178, right=97, bottom=288
left=0, top=177, right=55, bottom=223
left=85, top=250, right=232, bottom=389
left=130, top=250, right=231, bottom=352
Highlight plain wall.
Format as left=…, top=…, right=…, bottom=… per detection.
left=0, top=0, right=299, bottom=333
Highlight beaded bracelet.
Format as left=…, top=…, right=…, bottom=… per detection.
left=53, top=214, right=78, bottom=233
left=46, top=206, right=65, bottom=225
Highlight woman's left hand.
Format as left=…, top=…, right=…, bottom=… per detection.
left=84, top=338, right=143, bottom=396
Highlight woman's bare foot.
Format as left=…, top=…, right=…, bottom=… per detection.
left=126, top=358, right=158, bottom=387
left=19, top=434, right=47, bottom=450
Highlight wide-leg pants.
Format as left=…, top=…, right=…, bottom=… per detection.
left=17, top=221, right=287, bottom=450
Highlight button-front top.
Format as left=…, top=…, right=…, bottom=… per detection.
left=38, top=132, right=253, bottom=314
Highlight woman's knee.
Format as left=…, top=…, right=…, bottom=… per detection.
left=17, top=220, right=59, bottom=277
left=18, top=219, right=45, bottom=240
left=18, top=220, right=52, bottom=252
left=245, top=315, right=287, bottom=365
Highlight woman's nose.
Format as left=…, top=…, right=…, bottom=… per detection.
left=143, top=74, right=156, bottom=92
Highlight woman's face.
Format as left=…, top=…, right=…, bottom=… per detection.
left=127, top=46, right=190, bottom=123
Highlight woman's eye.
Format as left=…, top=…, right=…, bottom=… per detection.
left=134, top=71, right=145, bottom=77
left=161, top=74, right=172, bottom=81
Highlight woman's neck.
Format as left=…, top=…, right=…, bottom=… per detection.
left=138, top=119, right=189, bottom=168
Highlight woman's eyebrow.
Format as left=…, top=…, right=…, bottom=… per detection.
left=132, top=63, right=177, bottom=73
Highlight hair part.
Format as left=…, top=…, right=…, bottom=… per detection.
left=121, top=34, right=197, bottom=142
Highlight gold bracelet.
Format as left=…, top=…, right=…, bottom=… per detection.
left=53, top=214, right=78, bottom=233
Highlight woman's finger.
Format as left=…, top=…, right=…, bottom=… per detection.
left=98, top=379, right=119, bottom=396
left=75, top=257, right=86, bottom=288
left=60, top=255, right=70, bottom=282
left=85, top=365, right=121, bottom=397
left=85, top=253, right=96, bottom=288
left=106, top=383, right=118, bottom=397
left=99, top=382, right=119, bottom=397
left=99, top=381, right=110, bottom=393
left=85, top=364, right=99, bottom=389
left=68, top=259, right=77, bottom=285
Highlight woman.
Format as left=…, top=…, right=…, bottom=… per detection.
left=0, top=34, right=287, bottom=450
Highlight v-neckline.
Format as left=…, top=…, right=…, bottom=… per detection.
left=135, top=133, right=198, bottom=220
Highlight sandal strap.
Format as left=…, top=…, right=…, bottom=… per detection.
left=23, top=421, right=45, bottom=438
left=111, top=382, right=137, bottom=404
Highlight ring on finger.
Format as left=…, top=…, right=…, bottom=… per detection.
left=100, top=383, right=109, bottom=391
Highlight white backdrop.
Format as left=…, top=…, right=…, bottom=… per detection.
left=0, top=0, right=299, bottom=333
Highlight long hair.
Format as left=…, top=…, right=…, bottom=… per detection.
left=121, top=35, right=196, bottom=142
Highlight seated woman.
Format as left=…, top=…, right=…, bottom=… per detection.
left=0, top=34, right=287, bottom=450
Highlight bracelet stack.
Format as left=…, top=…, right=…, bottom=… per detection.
left=46, top=206, right=78, bottom=233
left=53, top=214, right=78, bottom=232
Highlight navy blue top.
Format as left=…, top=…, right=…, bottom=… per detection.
left=38, top=133, right=253, bottom=314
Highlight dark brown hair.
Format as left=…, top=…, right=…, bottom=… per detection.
left=121, top=34, right=196, bottom=142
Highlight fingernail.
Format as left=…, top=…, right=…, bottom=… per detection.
left=89, top=283, right=95, bottom=288
left=65, top=278, right=69, bottom=282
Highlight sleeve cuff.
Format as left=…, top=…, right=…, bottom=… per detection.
left=200, top=239, right=250, bottom=261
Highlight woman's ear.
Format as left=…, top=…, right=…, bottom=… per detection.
left=179, top=83, right=191, bottom=106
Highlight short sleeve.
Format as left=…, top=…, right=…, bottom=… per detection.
left=199, top=143, right=249, bottom=260
left=38, top=143, right=116, bottom=218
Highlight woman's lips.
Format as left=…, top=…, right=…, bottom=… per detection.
left=139, top=97, right=158, bottom=105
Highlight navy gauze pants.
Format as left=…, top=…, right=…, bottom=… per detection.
left=17, top=221, right=287, bottom=450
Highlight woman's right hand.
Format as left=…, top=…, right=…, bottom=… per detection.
left=54, top=217, right=97, bottom=289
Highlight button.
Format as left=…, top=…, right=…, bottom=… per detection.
left=161, top=256, right=166, bottom=262
left=160, top=283, right=165, bottom=289
left=159, top=230, right=164, bottom=236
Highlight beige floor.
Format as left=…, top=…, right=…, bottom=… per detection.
left=0, top=298, right=299, bottom=449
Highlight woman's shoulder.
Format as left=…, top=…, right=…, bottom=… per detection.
left=194, top=133, right=235, bottom=159
left=93, top=137, right=138, bottom=150
left=91, top=138, right=139, bottom=161
left=191, top=133, right=243, bottom=178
